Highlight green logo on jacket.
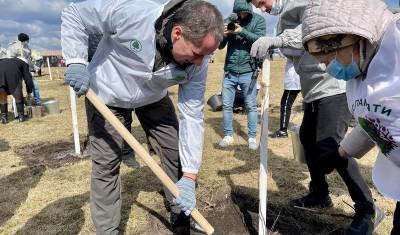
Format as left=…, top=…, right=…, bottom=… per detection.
left=130, top=39, right=142, bottom=52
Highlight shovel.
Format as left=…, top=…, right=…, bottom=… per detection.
left=86, top=89, right=214, bottom=234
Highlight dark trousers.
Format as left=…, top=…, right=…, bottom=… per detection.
left=0, top=81, right=24, bottom=102
left=279, top=89, right=301, bottom=130
left=299, top=93, right=374, bottom=212
left=392, top=202, right=400, bottom=235
left=86, top=95, right=181, bottom=235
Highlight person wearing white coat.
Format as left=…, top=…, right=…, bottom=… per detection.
left=61, top=0, right=224, bottom=234
left=247, top=1, right=380, bottom=234
left=302, top=0, right=400, bottom=233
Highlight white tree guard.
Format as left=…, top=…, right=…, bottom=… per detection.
left=69, top=87, right=81, bottom=155
left=47, top=57, right=53, bottom=80
left=259, top=58, right=271, bottom=235
left=12, top=97, right=18, bottom=118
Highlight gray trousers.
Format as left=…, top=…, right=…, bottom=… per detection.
left=85, top=95, right=182, bottom=235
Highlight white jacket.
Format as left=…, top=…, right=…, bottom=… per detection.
left=302, top=0, right=400, bottom=200
left=283, top=59, right=301, bottom=90
left=61, top=0, right=209, bottom=174
left=7, top=41, right=33, bottom=69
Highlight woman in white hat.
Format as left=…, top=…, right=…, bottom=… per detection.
left=302, top=0, right=400, bottom=234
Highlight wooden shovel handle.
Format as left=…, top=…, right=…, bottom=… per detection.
left=86, top=89, right=214, bottom=235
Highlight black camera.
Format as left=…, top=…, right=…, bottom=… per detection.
left=226, top=13, right=239, bottom=31
left=227, top=22, right=237, bottom=31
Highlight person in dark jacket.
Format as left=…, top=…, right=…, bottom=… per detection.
left=218, top=0, right=266, bottom=150
left=0, top=57, right=33, bottom=123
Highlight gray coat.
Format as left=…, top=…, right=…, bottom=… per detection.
left=276, top=0, right=346, bottom=103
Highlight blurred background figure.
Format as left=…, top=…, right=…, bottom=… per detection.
left=270, top=59, right=301, bottom=138
left=0, top=57, right=34, bottom=123
left=7, top=33, right=41, bottom=105
left=218, top=0, right=266, bottom=150
left=31, top=50, right=43, bottom=77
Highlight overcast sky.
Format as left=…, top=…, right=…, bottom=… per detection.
left=0, top=0, right=398, bottom=51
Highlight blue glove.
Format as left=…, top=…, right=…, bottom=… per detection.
left=64, top=64, right=90, bottom=96
left=172, top=177, right=196, bottom=216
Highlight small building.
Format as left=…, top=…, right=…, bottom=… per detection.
left=40, top=50, right=64, bottom=67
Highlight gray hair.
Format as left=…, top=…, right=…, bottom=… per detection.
left=172, top=0, right=224, bottom=46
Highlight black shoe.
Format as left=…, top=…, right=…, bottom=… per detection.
left=0, top=115, right=7, bottom=124
left=16, top=102, right=27, bottom=122
left=270, top=129, right=288, bottom=138
left=0, top=103, right=7, bottom=124
left=18, top=114, right=27, bottom=122
left=289, top=193, right=333, bottom=209
left=345, top=206, right=385, bottom=235
left=170, top=212, right=190, bottom=235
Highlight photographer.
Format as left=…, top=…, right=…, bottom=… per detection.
left=218, top=0, right=266, bottom=150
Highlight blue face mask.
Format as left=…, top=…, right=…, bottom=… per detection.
left=326, top=57, right=361, bottom=81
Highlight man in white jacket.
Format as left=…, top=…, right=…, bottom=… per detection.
left=61, top=0, right=223, bottom=234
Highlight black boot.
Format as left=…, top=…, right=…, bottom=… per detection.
left=391, top=202, right=400, bottom=235
left=170, top=212, right=190, bottom=235
left=0, top=103, right=8, bottom=124
left=289, top=185, right=333, bottom=208
left=344, top=206, right=384, bottom=235
left=16, top=102, right=27, bottom=122
left=289, top=192, right=333, bottom=208
left=270, top=129, right=288, bottom=138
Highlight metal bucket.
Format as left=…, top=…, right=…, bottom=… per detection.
left=207, top=94, right=223, bottom=112
left=26, top=105, right=42, bottom=118
left=289, top=126, right=306, bottom=164
left=42, top=100, right=60, bottom=115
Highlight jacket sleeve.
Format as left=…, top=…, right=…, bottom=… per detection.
left=6, top=43, right=19, bottom=58
left=177, top=60, right=208, bottom=174
left=277, top=1, right=306, bottom=50
left=278, top=23, right=303, bottom=50
left=238, top=16, right=266, bottom=43
left=218, top=36, right=229, bottom=50
left=7, top=43, right=34, bottom=69
left=21, top=62, right=34, bottom=94
left=61, top=0, right=117, bottom=65
left=340, top=125, right=376, bottom=159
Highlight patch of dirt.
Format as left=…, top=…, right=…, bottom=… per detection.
left=138, top=186, right=346, bottom=235
left=14, top=138, right=89, bottom=168
left=200, top=188, right=345, bottom=235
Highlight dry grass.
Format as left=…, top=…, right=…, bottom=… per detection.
left=0, top=51, right=395, bottom=235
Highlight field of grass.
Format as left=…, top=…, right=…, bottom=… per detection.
left=0, top=51, right=396, bottom=234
